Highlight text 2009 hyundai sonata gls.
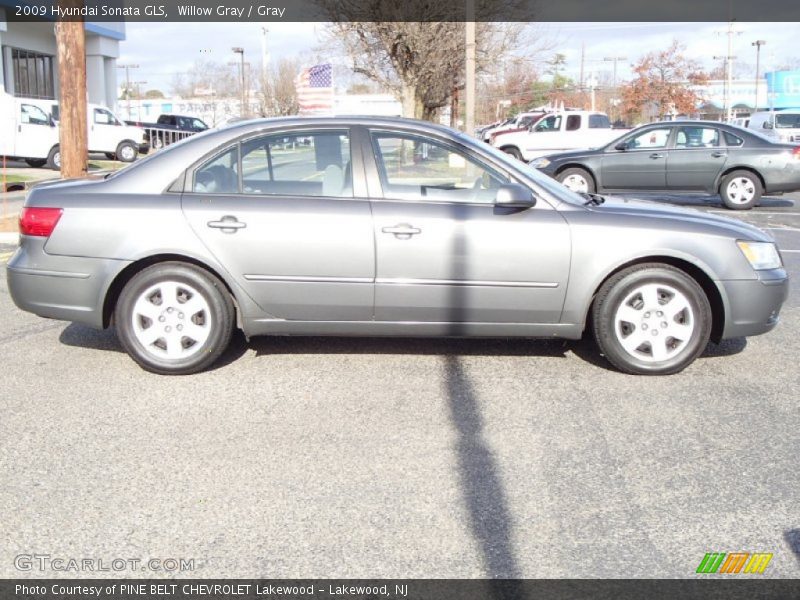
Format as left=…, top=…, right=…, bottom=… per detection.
left=7, top=117, right=789, bottom=375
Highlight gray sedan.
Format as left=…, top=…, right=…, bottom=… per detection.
left=531, top=121, right=800, bottom=209
left=6, top=117, right=789, bottom=375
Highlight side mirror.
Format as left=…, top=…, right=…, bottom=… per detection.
left=763, top=122, right=773, bottom=130
left=494, top=183, right=536, bottom=208
left=614, top=141, right=629, bottom=151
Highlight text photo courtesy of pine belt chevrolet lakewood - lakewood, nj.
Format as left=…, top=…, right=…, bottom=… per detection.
left=1, top=0, right=800, bottom=597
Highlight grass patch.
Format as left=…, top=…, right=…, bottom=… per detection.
left=1, top=175, right=33, bottom=184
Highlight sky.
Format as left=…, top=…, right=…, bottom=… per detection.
left=117, top=22, right=800, bottom=95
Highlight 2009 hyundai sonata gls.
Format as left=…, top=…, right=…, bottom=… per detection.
left=7, top=117, right=788, bottom=375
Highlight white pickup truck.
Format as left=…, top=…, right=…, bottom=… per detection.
left=491, top=111, right=625, bottom=161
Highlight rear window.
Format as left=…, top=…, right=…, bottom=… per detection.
left=566, top=115, right=581, bottom=131
left=589, top=114, right=611, bottom=129
left=775, top=113, right=800, bottom=128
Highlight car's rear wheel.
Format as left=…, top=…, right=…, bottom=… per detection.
left=46, top=145, right=60, bottom=170
left=592, top=264, right=711, bottom=375
left=558, top=167, right=595, bottom=194
left=115, top=262, right=235, bottom=375
left=720, top=170, right=761, bottom=210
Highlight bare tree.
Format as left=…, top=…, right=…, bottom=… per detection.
left=257, top=57, right=301, bottom=117
left=170, top=60, right=239, bottom=98
left=317, top=1, right=536, bottom=121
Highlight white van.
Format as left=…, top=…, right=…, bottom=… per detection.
left=747, top=109, right=800, bottom=143
left=0, top=92, right=61, bottom=168
left=50, top=102, right=147, bottom=162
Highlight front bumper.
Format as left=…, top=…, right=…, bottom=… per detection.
left=6, top=238, right=130, bottom=329
left=720, top=270, right=789, bottom=339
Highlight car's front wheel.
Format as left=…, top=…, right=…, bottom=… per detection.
left=500, top=146, right=523, bottom=161
left=115, top=141, right=138, bottom=163
left=720, top=170, right=762, bottom=210
left=115, top=262, right=235, bottom=375
left=592, top=264, right=712, bottom=375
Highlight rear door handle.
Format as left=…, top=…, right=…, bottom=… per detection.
left=207, top=215, right=246, bottom=233
left=649, top=153, right=665, bottom=159
left=711, top=151, right=727, bottom=158
left=382, top=224, right=421, bottom=239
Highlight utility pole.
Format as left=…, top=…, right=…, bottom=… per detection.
left=232, top=47, right=246, bottom=118
left=55, top=0, right=87, bottom=178
left=117, top=63, right=139, bottom=120
left=464, top=0, right=476, bottom=136
left=752, top=40, right=766, bottom=112
left=260, top=27, right=270, bottom=83
left=715, top=21, right=742, bottom=122
left=132, top=80, right=147, bottom=121
left=579, top=43, right=585, bottom=91
left=603, top=56, right=627, bottom=121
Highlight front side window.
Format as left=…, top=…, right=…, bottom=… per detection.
left=192, top=119, right=208, bottom=130
left=535, top=115, right=562, bottom=132
left=20, top=104, right=49, bottom=126
left=626, top=127, right=671, bottom=149
left=775, top=114, right=800, bottom=128
left=94, top=108, right=120, bottom=125
left=371, top=132, right=508, bottom=203
left=675, top=126, right=719, bottom=148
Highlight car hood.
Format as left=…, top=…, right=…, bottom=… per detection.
left=583, top=195, right=773, bottom=242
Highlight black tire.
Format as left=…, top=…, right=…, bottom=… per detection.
left=719, top=170, right=762, bottom=210
left=151, top=136, right=164, bottom=150
left=115, top=141, right=138, bottom=163
left=592, top=263, right=712, bottom=375
left=501, top=146, right=523, bottom=161
left=46, top=145, right=60, bottom=170
left=105, top=152, right=116, bottom=160
left=25, top=158, right=47, bottom=168
left=557, top=167, right=596, bottom=194
left=115, top=262, right=235, bottom=375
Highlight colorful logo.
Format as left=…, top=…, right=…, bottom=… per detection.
left=696, top=552, right=773, bottom=574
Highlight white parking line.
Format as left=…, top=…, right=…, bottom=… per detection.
left=708, top=210, right=800, bottom=217
left=765, top=227, right=800, bottom=233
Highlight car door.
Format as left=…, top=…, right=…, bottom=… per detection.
left=181, top=128, right=375, bottom=321
left=666, top=125, right=728, bottom=190
left=14, top=103, right=55, bottom=158
left=366, top=129, right=570, bottom=324
left=523, top=113, right=563, bottom=156
left=90, top=107, right=121, bottom=152
left=600, top=126, right=672, bottom=190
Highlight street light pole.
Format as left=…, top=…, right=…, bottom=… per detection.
left=603, top=56, right=627, bottom=120
left=117, top=63, right=139, bottom=120
left=232, top=47, right=245, bottom=118
left=752, top=40, right=766, bottom=112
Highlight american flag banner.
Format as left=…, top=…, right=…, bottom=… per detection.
left=296, top=64, right=334, bottom=115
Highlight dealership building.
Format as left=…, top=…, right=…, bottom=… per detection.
left=0, top=6, right=124, bottom=108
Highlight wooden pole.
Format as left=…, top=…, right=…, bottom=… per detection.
left=55, top=2, right=88, bottom=179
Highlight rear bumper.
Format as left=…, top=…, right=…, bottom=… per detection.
left=720, top=271, right=789, bottom=339
left=6, top=238, right=130, bottom=329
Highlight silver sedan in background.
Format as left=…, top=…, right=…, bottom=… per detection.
left=7, top=117, right=789, bottom=375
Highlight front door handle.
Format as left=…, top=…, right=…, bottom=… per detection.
left=207, top=215, right=247, bottom=233
left=649, top=153, right=665, bottom=159
left=382, top=224, right=421, bottom=239
left=711, top=151, right=727, bottom=158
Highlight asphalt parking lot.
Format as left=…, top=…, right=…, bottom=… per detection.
left=1, top=192, right=798, bottom=579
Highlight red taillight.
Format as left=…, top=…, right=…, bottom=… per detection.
left=19, top=207, right=63, bottom=237
left=793, top=146, right=800, bottom=159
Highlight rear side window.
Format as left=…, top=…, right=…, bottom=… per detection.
left=566, top=115, right=581, bottom=131
left=589, top=114, right=611, bottom=129
left=723, top=132, right=744, bottom=147
left=241, top=131, right=351, bottom=197
left=775, top=113, right=800, bottom=128
left=193, top=146, right=239, bottom=194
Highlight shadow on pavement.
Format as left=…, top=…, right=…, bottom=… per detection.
left=784, top=529, right=800, bottom=566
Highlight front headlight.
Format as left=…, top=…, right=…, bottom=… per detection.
left=530, top=157, right=551, bottom=169
left=737, top=241, right=782, bottom=270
